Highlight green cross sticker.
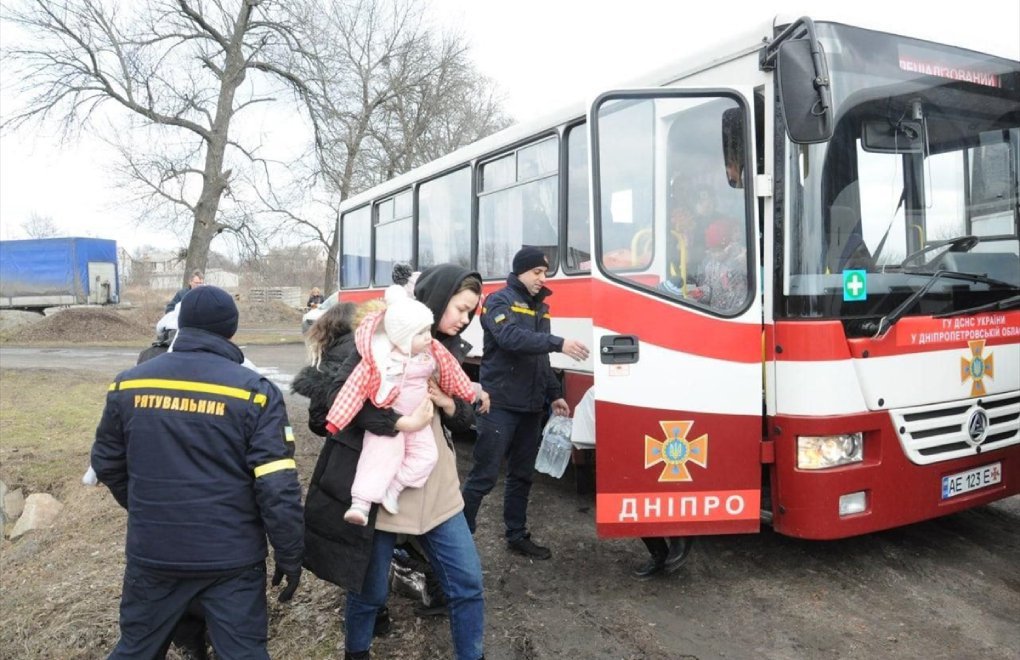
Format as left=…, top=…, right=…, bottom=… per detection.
left=843, top=269, right=867, bottom=302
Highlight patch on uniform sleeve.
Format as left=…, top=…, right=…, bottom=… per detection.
left=284, top=425, right=295, bottom=442
left=494, top=313, right=506, bottom=324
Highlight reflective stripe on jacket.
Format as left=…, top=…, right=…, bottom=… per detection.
left=92, top=329, right=303, bottom=574
left=479, top=274, right=563, bottom=413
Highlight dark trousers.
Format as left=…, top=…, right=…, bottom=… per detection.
left=170, top=601, right=208, bottom=657
left=461, top=407, right=543, bottom=542
left=641, top=537, right=669, bottom=560
left=109, top=562, right=268, bottom=660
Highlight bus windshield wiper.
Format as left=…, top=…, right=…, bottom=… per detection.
left=866, top=270, right=1013, bottom=338
left=900, top=268, right=1016, bottom=289
left=934, top=294, right=1020, bottom=318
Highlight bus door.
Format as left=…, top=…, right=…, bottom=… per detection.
left=588, top=88, right=763, bottom=537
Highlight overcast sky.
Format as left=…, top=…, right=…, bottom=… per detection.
left=0, top=0, right=1017, bottom=252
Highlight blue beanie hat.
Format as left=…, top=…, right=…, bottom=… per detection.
left=512, top=246, right=548, bottom=275
left=178, top=285, right=239, bottom=338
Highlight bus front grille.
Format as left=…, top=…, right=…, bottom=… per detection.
left=891, top=392, right=1020, bottom=465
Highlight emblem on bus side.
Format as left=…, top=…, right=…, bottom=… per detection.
left=644, top=420, right=708, bottom=482
left=960, top=339, right=994, bottom=397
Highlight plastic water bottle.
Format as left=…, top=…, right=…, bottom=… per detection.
left=535, top=416, right=573, bottom=478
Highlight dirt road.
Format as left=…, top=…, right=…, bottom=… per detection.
left=3, top=345, right=1017, bottom=658
left=451, top=436, right=1019, bottom=660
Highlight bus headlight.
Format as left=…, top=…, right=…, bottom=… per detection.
left=797, top=433, right=863, bottom=470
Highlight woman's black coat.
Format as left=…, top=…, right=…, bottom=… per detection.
left=296, top=310, right=476, bottom=592
left=291, top=334, right=356, bottom=437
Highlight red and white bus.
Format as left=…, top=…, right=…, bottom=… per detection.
left=332, top=14, right=1019, bottom=540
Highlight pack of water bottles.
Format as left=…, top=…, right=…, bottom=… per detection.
left=534, top=414, right=573, bottom=478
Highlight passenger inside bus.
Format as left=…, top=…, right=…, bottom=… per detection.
left=665, top=183, right=718, bottom=287
left=659, top=218, right=748, bottom=312
left=722, top=107, right=745, bottom=189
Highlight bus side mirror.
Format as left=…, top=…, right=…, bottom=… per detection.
left=777, top=39, right=833, bottom=144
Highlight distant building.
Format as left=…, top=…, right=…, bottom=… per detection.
left=149, top=268, right=239, bottom=291
left=117, top=247, right=133, bottom=286
left=130, top=249, right=239, bottom=291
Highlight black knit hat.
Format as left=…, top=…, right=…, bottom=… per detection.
left=392, top=262, right=414, bottom=285
left=178, top=286, right=239, bottom=339
left=512, top=246, right=548, bottom=275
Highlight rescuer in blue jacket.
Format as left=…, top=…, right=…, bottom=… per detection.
left=461, top=246, right=589, bottom=560
left=92, top=285, right=303, bottom=659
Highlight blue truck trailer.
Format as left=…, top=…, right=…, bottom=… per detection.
left=0, top=237, right=119, bottom=309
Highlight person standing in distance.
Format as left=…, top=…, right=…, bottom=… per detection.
left=92, top=285, right=304, bottom=659
left=165, top=269, right=205, bottom=313
left=462, top=246, right=590, bottom=560
left=307, top=286, right=325, bottom=309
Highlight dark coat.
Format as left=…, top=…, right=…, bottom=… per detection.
left=291, top=333, right=356, bottom=437
left=479, top=274, right=563, bottom=412
left=165, top=286, right=190, bottom=313
left=92, top=329, right=304, bottom=574
left=295, top=324, right=397, bottom=589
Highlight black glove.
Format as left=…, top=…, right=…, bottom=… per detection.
left=271, top=563, right=301, bottom=603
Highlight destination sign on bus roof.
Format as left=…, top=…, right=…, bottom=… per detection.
left=897, top=44, right=1006, bottom=88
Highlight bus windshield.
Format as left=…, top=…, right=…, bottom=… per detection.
left=783, top=23, right=1020, bottom=324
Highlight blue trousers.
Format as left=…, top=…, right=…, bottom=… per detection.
left=461, top=407, right=543, bottom=542
left=345, top=513, right=484, bottom=660
left=109, top=561, right=268, bottom=660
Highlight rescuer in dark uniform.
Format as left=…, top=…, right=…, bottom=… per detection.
left=461, top=246, right=589, bottom=560
left=92, top=285, right=303, bottom=659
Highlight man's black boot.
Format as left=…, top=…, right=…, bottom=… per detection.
left=632, top=554, right=666, bottom=580
left=344, top=650, right=370, bottom=660
left=664, top=537, right=694, bottom=573
left=507, top=535, right=552, bottom=560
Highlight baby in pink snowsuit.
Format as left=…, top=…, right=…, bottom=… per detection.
left=325, top=294, right=476, bottom=526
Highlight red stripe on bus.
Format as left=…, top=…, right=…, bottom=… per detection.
left=591, top=280, right=762, bottom=363
left=481, top=276, right=594, bottom=318
left=773, top=311, right=1020, bottom=361
left=847, top=311, right=1020, bottom=358
left=337, top=289, right=383, bottom=304
left=772, top=321, right=852, bottom=361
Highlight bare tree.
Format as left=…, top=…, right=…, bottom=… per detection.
left=277, top=0, right=511, bottom=290
left=2, top=0, right=317, bottom=287
left=20, top=212, right=60, bottom=238
left=372, top=35, right=510, bottom=178
left=239, top=243, right=324, bottom=287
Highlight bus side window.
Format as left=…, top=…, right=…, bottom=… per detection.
left=597, top=101, right=654, bottom=275
left=418, top=167, right=471, bottom=269
left=341, top=205, right=372, bottom=289
left=565, top=123, right=591, bottom=272
left=657, top=98, right=751, bottom=313
left=478, top=137, right=560, bottom=278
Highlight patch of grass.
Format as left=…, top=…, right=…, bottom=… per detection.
left=0, top=369, right=108, bottom=496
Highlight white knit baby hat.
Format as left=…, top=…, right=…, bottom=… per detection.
left=384, top=298, right=434, bottom=354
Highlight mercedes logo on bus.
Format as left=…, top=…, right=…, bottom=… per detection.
left=965, top=408, right=990, bottom=446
